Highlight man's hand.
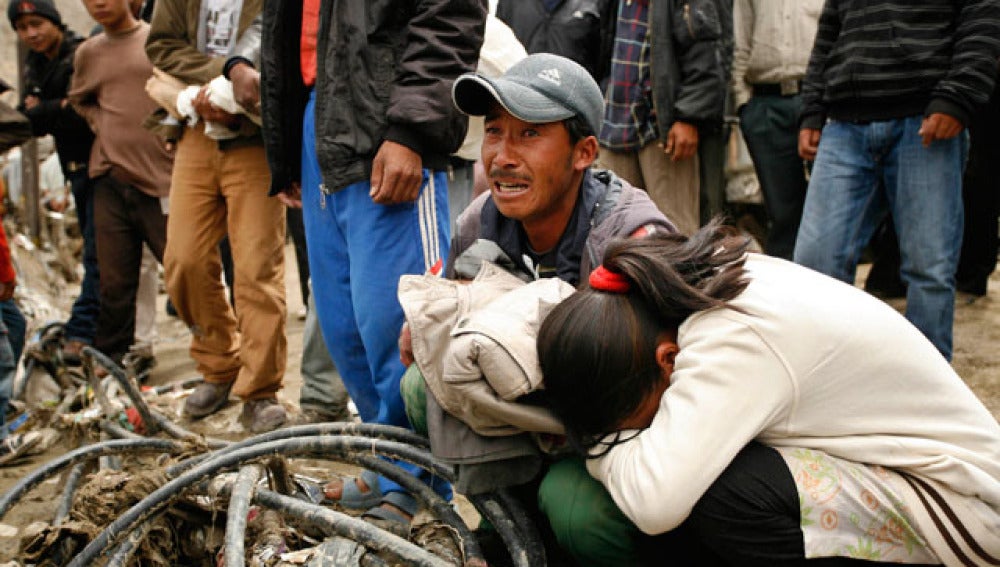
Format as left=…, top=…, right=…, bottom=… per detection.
left=919, top=113, right=963, bottom=147
left=399, top=322, right=414, bottom=367
left=370, top=140, right=423, bottom=205
left=229, top=62, right=261, bottom=114
left=799, top=128, right=822, bottom=161
left=0, top=279, right=17, bottom=301
left=23, top=95, right=40, bottom=110
left=278, top=183, right=303, bottom=208
left=664, top=121, right=699, bottom=162
left=192, top=86, right=241, bottom=129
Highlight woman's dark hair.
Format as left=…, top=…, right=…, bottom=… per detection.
left=537, top=218, right=751, bottom=456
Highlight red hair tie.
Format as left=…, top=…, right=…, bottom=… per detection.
left=589, top=265, right=630, bottom=293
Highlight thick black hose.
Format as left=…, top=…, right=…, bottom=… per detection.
left=105, top=521, right=150, bottom=567
left=100, top=420, right=143, bottom=440
left=0, top=438, right=183, bottom=520
left=166, top=422, right=432, bottom=477
left=172, top=429, right=475, bottom=561
left=253, top=488, right=452, bottom=567
left=53, top=463, right=86, bottom=526
left=150, top=410, right=228, bottom=449
left=224, top=464, right=262, bottom=567
left=351, top=453, right=482, bottom=566
left=468, top=492, right=532, bottom=567
left=497, top=488, right=547, bottom=567
left=83, top=346, right=160, bottom=436
left=67, top=436, right=464, bottom=567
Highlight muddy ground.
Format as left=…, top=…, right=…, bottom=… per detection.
left=0, top=245, right=996, bottom=562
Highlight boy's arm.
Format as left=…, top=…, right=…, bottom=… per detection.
left=672, top=0, right=729, bottom=128
left=67, top=45, right=99, bottom=132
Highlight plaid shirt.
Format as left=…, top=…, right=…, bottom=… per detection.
left=599, top=0, right=659, bottom=151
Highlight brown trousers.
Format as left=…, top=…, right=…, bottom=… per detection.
left=599, top=142, right=701, bottom=235
left=164, top=126, right=287, bottom=400
left=93, top=175, right=168, bottom=360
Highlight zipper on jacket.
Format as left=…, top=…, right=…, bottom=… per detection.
left=683, top=4, right=694, bottom=38
left=318, top=183, right=327, bottom=209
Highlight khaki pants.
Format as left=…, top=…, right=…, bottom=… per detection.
left=164, top=126, right=287, bottom=400
left=599, top=143, right=700, bottom=235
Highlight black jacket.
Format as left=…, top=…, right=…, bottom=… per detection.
left=18, top=29, right=94, bottom=174
left=496, top=0, right=616, bottom=85
left=800, top=0, right=1000, bottom=129
left=649, top=0, right=732, bottom=133
left=260, top=0, right=487, bottom=195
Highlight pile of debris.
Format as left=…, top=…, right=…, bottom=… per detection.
left=0, top=346, right=544, bottom=566
left=0, top=224, right=544, bottom=565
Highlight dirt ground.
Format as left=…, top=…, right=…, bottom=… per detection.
left=0, top=245, right=996, bottom=562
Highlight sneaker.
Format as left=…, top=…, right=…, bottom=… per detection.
left=183, top=381, right=234, bottom=418
left=0, top=431, right=42, bottom=466
left=241, top=397, right=287, bottom=433
left=62, top=339, right=87, bottom=366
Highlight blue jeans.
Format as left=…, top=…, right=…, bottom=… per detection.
left=0, top=299, right=26, bottom=434
left=794, top=116, right=966, bottom=360
left=300, top=91, right=452, bottom=499
left=64, top=170, right=100, bottom=344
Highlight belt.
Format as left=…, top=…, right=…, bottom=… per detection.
left=752, top=79, right=802, bottom=97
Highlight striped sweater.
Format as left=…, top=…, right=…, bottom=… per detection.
left=800, top=0, right=1000, bottom=129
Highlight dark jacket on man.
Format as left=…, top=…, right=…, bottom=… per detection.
left=496, top=0, right=616, bottom=85
left=800, top=0, right=1000, bottom=129
left=649, top=0, right=732, bottom=134
left=17, top=29, right=94, bottom=175
left=260, top=0, right=487, bottom=195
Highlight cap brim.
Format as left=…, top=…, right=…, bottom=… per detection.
left=453, top=75, right=575, bottom=125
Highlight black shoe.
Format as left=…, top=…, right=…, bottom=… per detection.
left=240, top=397, right=287, bottom=433
left=956, top=278, right=988, bottom=297
left=183, top=381, right=233, bottom=418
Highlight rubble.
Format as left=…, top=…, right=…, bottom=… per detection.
left=0, top=347, right=540, bottom=566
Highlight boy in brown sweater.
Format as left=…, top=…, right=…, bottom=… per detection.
left=69, top=0, right=174, bottom=367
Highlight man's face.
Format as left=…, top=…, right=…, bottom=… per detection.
left=81, top=0, right=130, bottom=30
left=14, top=14, right=61, bottom=56
left=481, top=104, right=593, bottom=230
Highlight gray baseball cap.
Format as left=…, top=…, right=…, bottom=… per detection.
left=452, top=53, right=604, bottom=136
